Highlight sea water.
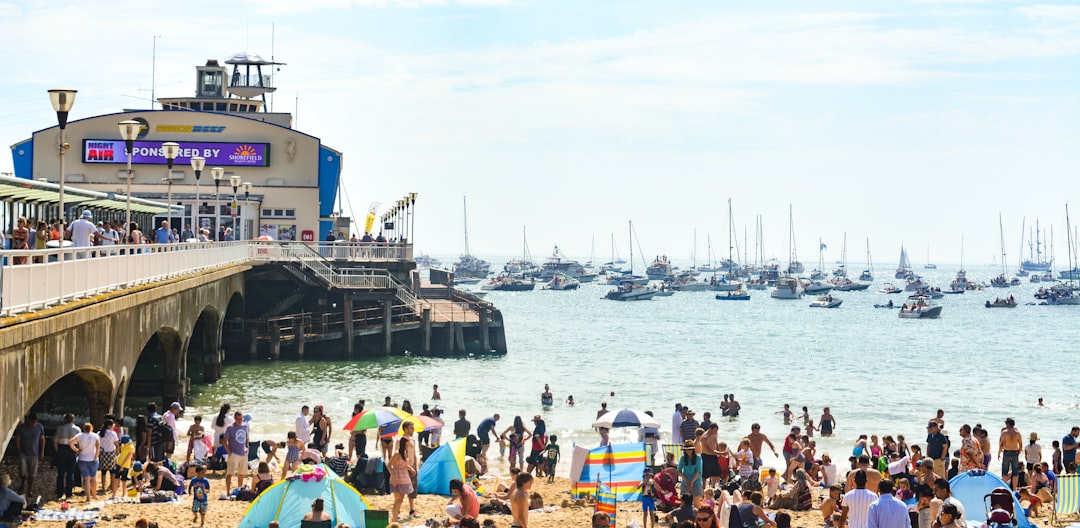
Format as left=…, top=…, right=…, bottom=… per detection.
left=185, top=263, right=1079, bottom=475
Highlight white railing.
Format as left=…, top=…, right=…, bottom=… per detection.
left=0, top=242, right=251, bottom=316
left=0, top=241, right=417, bottom=317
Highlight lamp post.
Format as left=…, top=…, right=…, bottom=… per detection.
left=161, top=142, right=180, bottom=240
left=118, top=119, right=141, bottom=236
left=229, top=174, right=241, bottom=240
left=48, top=88, right=77, bottom=224
left=409, top=192, right=417, bottom=243
left=242, top=182, right=252, bottom=240
left=211, top=167, right=224, bottom=240
left=190, top=156, right=205, bottom=240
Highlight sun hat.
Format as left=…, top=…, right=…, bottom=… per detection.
left=682, top=439, right=695, bottom=450
left=532, top=415, right=542, bottom=422
left=120, top=435, right=131, bottom=444
left=1030, top=432, right=1039, bottom=441
left=81, top=210, right=92, bottom=218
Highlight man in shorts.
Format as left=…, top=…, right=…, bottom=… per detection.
left=402, top=421, right=420, bottom=518
left=747, top=423, right=779, bottom=470
left=999, top=418, right=1023, bottom=489
left=222, top=411, right=249, bottom=492
left=14, top=412, right=45, bottom=495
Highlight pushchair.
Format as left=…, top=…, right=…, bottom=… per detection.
left=985, top=487, right=1018, bottom=528
left=652, top=469, right=680, bottom=513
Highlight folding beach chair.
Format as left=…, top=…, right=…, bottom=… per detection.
left=1054, top=473, right=1080, bottom=524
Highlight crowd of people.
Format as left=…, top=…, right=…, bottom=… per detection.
left=4, top=387, right=1079, bottom=528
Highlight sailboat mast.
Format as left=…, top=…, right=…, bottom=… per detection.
left=463, top=195, right=471, bottom=256
left=629, top=221, right=634, bottom=275
left=728, top=198, right=734, bottom=271
left=999, top=213, right=1007, bottom=277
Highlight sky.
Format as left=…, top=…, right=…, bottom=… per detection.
left=1, top=0, right=1078, bottom=267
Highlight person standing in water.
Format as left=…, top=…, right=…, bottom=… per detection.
left=541, top=385, right=553, bottom=407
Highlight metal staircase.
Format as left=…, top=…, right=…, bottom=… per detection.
left=252, top=243, right=418, bottom=307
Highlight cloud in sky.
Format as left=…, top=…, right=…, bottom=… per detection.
left=1, top=1, right=1078, bottom=262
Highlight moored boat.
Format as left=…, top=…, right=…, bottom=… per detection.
left=544, top=272, right=580, bottom=291
left=809, top=294, right=842, bottom=308
left=985, top=296, right=1017, bottom=308
left=716, top=287, right=750, bottom=301
left=605, top=283, right=656, bottom=301
left=771, top=276, right=804, bottom=299
left=898, top=297, right=942, bottom=318
left=878, top=282, right=902, bottom=294
left=481, top=273, right=535, bottom=291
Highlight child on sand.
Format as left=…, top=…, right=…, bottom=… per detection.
left=764, top=468, right=780, bottom=503
left=112, top=435, right=135, bottom=499
left=544, top=436, right=561, bottom=483
left=189, top=465, right=210, bottom=527
left=185, top=415, right=205, bottom=464
left=639, top=468, right=658, bottom=528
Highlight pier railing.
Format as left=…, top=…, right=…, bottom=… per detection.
left=0, top=242, right=250, bottom=316
left=0, top=240, right=416, bottom=317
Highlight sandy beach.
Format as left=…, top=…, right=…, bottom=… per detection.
left=3, top=460, right=844, bottom=528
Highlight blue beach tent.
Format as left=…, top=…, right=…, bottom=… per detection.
left=948, top=470, right=1033, bottom=528
left=417, top=438, right=467, bottom=495
left=238, top=464, right=369, bottom=528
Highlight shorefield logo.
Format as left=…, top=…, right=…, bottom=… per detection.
left=230, top=145, right=264, bottom=164
left=155, top=125, right=226, bottom=133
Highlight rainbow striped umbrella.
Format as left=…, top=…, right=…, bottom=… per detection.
left=341, top=406, right=438, bottom=432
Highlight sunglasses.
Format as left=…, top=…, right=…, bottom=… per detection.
left=697, top=516, right=712, bottom=521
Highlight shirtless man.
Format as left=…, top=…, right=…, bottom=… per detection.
left=700, top=423, right=722, bottom=488
left=999, top=418, right=1023, bottom=489
left=727, top=394, right=742, bottom=418
left=748, top=423, right=779, bottom=469
left=432, top=384, right=441, bottom=401
left=929, top=410, right=945, bottom=429
left=845, top=455, right=882, bottom=493
left=510, top=472, right=533, bottom=528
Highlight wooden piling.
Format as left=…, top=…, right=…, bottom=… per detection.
left=270, top=323, right=281, bottom=360
left=421, top=307, right=431, bottom=355
left=383, top=300, right=392, bottom=356
left=296, top=320, right=306, bottom=359
left=479, top=307, right=490, bottom=352
left=343, top=293, right=354, bottom=358
left=248, top=328, right=259, bottom=360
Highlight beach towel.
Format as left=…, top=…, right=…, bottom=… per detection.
left=34, top=509, right=100, bottom=521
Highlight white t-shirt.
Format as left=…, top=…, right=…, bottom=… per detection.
left=163, top=411, right=179, bottom=445
left=100, top=228, right=118, bottom=246
left=823, top=463, right=838, bottom=486
left=68, top=219, right=98, bottom=247
left=1025, top=443, right=1042, bottom=464
left=843, top=488, right=880, bottom=528
left=75, top=432, right=100, bottom=462
left=100, top=429, right=119, bottom=453
left=296, top=412, right=312, bottom=443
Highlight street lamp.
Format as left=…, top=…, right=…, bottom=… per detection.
left=161, top=141, right=180, bottom=239
left=229, top=174, right=241, bottom=240
left=211, top=167, right=224, bottom=240
left=118, top=119, right=141, bottom=237
left=48, top=88, right=77, bottom=224
left=190, top=156, right=205, bottom=240
left=409, top=192, right=417, bottom=243
left=242, top=182, right=252, bottom=240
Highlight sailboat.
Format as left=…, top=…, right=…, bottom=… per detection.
left=1046, top=204, right=1079, bottom=304
left=833, top=234, right=870, bottom=291
left=990, top=214, right=1016, bottom=288
left=452, top=196, right=491, bottom=281
left=605, top=221, right=656, bottom=301
left=924, top=245, right=936, bottom=269
left=895, top=244, right=913, bottom=279
left=503, top=226, right=538, bottom=277
left=1022, top=219, right=1053, bottom=273
left=710, top=199, right=744, bottom=292
left=858, top=237, right=874, bottom=282
left=772, top=205, right=805, bottom=299
left=1014, top=218, right=1029, bottom=277
left=945, top=235, right=968, bottom=294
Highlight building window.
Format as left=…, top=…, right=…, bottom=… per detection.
left=261, top=208, right=296, bottom=219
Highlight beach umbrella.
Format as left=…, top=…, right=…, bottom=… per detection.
left=380, top=414, right=442, bottom=435
left=592, top=409, right=660, bottom=429
left=341, top=406, right=436, bottom=432
left=341, top=406, right=412, bottom=431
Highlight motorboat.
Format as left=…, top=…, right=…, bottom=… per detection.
left=908, top=287, right=943, bottom=299
left=802, top=278, right=833, bottom=295
left=809, top=295, right=842, bottom=308
left=831, top=277, right=869, bottom=291
left=544, top=272, right=580, bottom=291
left=985, top=296, right=1017, bottom=308
left=605, top=283, right=656, bottom=301
left=645, top=255, right=674, bottom=280
left=454, top=254, right=491, bottom=279
left=771, top=276, right=804, bottom=299
left=416, top=254, right=442, bottom=269
left=481, top=273, right=536, bottom=291
left=904, top=276, right=927, bottom=292
left=898, top=297, right=943, bottom=318
left=453, top=276, right=483, bottom=285
left=670, top=271, right=710, bottom=291
left=716, top=287, right=751, bottom=301
left=708, top=273, right=742, bottom=292
left=606, top=272, right=650, bottom=286
left=879, top=282, right=902, bottom=294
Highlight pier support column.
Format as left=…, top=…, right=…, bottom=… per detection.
left=296, top=321, right=305, bottom=359
left=421, top=308, right=431, bottom=355
left=454, top=323, right=466, bottom=355
left=479, top=307, right=490, bottom=353
left=270, top=323, right=281, bottom=360
left=248, top=328, right=259, bottom=360
left=343, top=293, right=354, bottom=358
left=447, top=323, right=455, bottom=354
left=383, top=300, right=392, bottom=356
